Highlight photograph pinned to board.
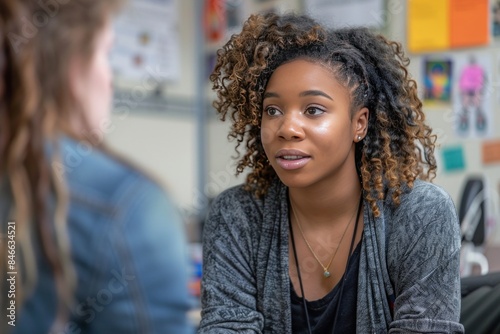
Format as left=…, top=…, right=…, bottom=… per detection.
left=423, top=57, right=453, bottom=106
left=453, top=52, right=493, bottom=139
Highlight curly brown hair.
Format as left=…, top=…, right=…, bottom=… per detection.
left=210, top=13, right=437, bottom=217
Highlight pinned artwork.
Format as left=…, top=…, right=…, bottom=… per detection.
left=423, top=58, right=453, bottom=106
left=452, top=52, right=493, bottom=138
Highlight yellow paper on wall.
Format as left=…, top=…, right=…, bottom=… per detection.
left=408, top=0, right=450, bottom=53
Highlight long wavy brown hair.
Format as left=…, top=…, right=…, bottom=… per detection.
left=0, top=0, right=124, bottom=330
left=210, top=13, right=437, bottom=217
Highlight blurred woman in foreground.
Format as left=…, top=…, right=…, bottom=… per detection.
left=0, top=1, right=194, bottom=333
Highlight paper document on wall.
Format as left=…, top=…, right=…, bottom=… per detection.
left=450, top=0, right=489, bottom=48
left=441, top=146, right=466, bottom=172
left=305, top=0, right=385, bottom=29
left=110, top=0, right=180, bottom=85
left=482, top=141, right=500, bottom=165
left=408, top=0, right=449, bottom=52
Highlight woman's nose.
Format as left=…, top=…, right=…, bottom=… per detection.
left=277, top=113, right=304, bottom=141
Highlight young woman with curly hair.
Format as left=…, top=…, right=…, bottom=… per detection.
left=0, top=1, right=193, bottom=333
left=199, top=12, right=463, bottom=333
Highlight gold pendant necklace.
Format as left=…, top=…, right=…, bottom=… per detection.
left=290, top=200, right=358, bottom=278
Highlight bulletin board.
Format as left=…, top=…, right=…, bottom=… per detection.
left=406, top=0, right=500, bottom=245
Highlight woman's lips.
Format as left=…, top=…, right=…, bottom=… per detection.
left=276, top=156, right=311, bottom=170
left=275, top=150, right=311, bottom=170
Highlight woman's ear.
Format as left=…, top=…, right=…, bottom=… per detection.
left=353, top=107, right=369, bottom=142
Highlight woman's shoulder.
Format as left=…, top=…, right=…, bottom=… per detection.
left=209, top=183, right=264, bottom=219
left=398, top=179, right=455, bottom=213
left=386, top=179, right=459, bottom=235
left=209, top=177, right=285, bottom=217
left=213, top=183, right=257, bottom=203
left=205, top=179, right=285, bottom=237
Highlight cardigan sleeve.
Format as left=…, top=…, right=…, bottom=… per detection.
left=198, top=188, right=264, bottom=333
left=388, top=183, right=464, bottom=333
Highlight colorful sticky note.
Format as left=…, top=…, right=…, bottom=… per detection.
left=442, top=146, right=466, bottom=172
left=408, top=0, right=449, bottom=52
left=408, top=0, right=489, bottom=53
left=450, top=0, right=489, bottom=48
left=482, top=140, right=500, bottom=164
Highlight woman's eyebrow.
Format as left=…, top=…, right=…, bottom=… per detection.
left=263, top=92, right=280, bottom=99
left=263, top=90, right=333, bottom=100
left=299, top=90, right=333, bottom=100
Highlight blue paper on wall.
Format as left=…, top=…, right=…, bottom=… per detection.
left=442, top=146, right=466, bottom=172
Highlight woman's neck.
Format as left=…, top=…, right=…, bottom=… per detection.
left=288, top=177, right=362, bottom=229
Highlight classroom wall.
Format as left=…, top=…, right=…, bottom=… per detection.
left=106, top=0, right=198, bottom=214
left=106, top=0, right=500, bottom=243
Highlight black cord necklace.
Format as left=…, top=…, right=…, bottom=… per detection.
left=289, top=193, right=364, bottom=334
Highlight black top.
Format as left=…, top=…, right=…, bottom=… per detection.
left=290, top=240, right=362, bottom=333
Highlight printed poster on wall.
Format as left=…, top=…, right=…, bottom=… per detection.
left=305, top=0, right=385, bottom=29
left=452, top=52, right=493, bottom=139
left=423, top=57, right=453, bottom=106
left=110, top=0, right=180, bottom=85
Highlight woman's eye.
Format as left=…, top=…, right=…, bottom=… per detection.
left=265, top=107, right=282, bottom=116
left=305, top=106, right=324, bottom=116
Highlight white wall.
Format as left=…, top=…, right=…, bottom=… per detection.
left=106, top=112, right=197, bottom=213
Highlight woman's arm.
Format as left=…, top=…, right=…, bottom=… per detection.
left=198, top=190, right=264, bottom=333
left=86, top=178, right=195, bottom=334
left=389, top=184, right=464, bottom=333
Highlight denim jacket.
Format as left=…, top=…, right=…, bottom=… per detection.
left=2, top=137, right=194, bottom=333
left=199, top=178, right=464, bottom=333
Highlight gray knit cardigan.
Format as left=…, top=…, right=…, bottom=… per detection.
left=199, top=179, right=464, bottom=333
